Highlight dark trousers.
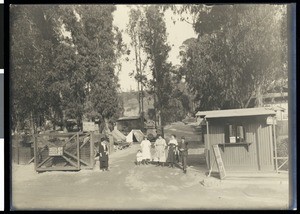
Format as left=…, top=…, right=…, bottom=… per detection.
left=99, top=157, right=108, bottom=170
left=182, top=155, right=187, bottom=171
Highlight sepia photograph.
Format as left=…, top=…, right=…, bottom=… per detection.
left=10, top=4, right=294, bottom=210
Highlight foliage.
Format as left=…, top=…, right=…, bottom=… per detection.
left=10, top=5, right=61, bottom=132
left=62, top=5, right=123, bottom=132
left=137, top=6, right=174, bottom=129
left=10, top=5, right=124, bottom=133
left=127, top=7, right=149, bottom=114
left=126, top=5, right=194, bottom=126
left=177, top=4, right=287, bottom=110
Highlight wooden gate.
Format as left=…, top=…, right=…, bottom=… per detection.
left=33, top=132, right=96, bottom=172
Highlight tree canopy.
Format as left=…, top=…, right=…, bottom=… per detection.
left=178, top=4, right=287, bottom=111
left=10, top=5, right=123, bottom=133
left=127, top=6, right=189, bottom=131
left=10, top=4, right=288, bottom=134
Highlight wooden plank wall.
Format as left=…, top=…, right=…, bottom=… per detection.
left=205, top=118, right=274, bottom=172
left=257, top=124, right=274, bottom=171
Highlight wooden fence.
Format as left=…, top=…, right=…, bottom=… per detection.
left=33, top=132, right=97, bottom=172
left=276, top=120, right=288, bottom=136
left=274, top=121, right=289, bottom=172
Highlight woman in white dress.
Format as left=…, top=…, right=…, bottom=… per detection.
left=140, top=136, right=151, bottom=165
left=154, top=135, right=167, bottom=167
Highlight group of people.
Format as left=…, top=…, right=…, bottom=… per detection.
left=98, top=134, right=189, bottom=174
left=137, top=134, right=188, bottom=173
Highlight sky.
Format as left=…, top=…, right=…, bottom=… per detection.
left=113, top=5, right=197, bottom=92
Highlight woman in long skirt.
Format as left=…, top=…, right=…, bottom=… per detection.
left=99, top=137, right=109, bottom=171
left=167, top=134, right=178, bottom=168
left=154, top=135, right=167, bottom=166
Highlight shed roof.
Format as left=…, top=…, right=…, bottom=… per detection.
left=269, top=105, right=285, bottom=111
left=195, top=111, right=212, bottom=117
left=196, top=107, right=276, bottom=119
left=117, top=116, right=143, bottom=121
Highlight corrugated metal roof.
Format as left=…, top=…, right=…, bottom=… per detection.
left=196, top=107, right=276, bottom=119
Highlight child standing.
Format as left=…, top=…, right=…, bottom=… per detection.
left=136, top=150, right=143, bottom=166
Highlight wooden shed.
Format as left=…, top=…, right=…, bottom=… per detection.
left=199, top=107, right=278, bottom=172
left=116, top=116, right=146, bottom=135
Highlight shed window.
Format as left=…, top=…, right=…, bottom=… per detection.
left=225, top=124, right=245, bottom=143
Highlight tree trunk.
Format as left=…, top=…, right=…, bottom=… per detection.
left=153, top=94, right=157, bottom=129
left=62, top=110, right=67, bottom=132
left=104, top=118, right=111, bottom=134
left=30, top=112, right=34, bottom=134
left=137, top=81, right=141, bottom=114
left=14, top=115, right=19, bottom=133
left=141, top=85, right=144, bottom=116
left=255, top=85, right=263, bottom=107
left=158, top=111, right=164, bottom=138
left=133, top=33, right=141, bottom=114
left=138, top=37, right=143, bottom=116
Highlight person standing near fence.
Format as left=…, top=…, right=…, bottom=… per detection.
left=99, top=137, right=109, bottom=171
left=179, top=136, right=188, bottom=174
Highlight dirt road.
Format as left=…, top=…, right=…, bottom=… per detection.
left=12, top=142, right=289, bottom=210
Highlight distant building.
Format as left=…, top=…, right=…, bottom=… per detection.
left=260, top=92, right=288, bottom=120
left=116, top=116, right=146, bottom=135
left=248, top=86, right=288, bottom=120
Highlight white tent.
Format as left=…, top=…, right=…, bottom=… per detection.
left=126, top=130, right=144, bottom=143
left=112, top=128, right=126, bottom=142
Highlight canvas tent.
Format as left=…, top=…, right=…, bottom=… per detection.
left=112, top=128, right=126, bottom=142
left=126, top=130, right=144, bottom=143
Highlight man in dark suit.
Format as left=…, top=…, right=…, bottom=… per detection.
left=99, top=137, right=109, bottom=171
left=179, top=136, right=188, bottom=174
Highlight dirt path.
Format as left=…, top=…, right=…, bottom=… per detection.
left=12, top=143, right=289, bottom=210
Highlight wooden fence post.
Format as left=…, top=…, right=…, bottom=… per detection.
left=34, top=135, right=37, bottom=171
left=108, top=133, right=114, bottom=154
left=206, top=119, right=211, bottom=170
left=90, top=132, right=94, bottom=168
left=77, top=132, right=80, bottom=170
left=273, top=123, right=278, bottom=173
left=256, top=125, right=262, bottom=171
